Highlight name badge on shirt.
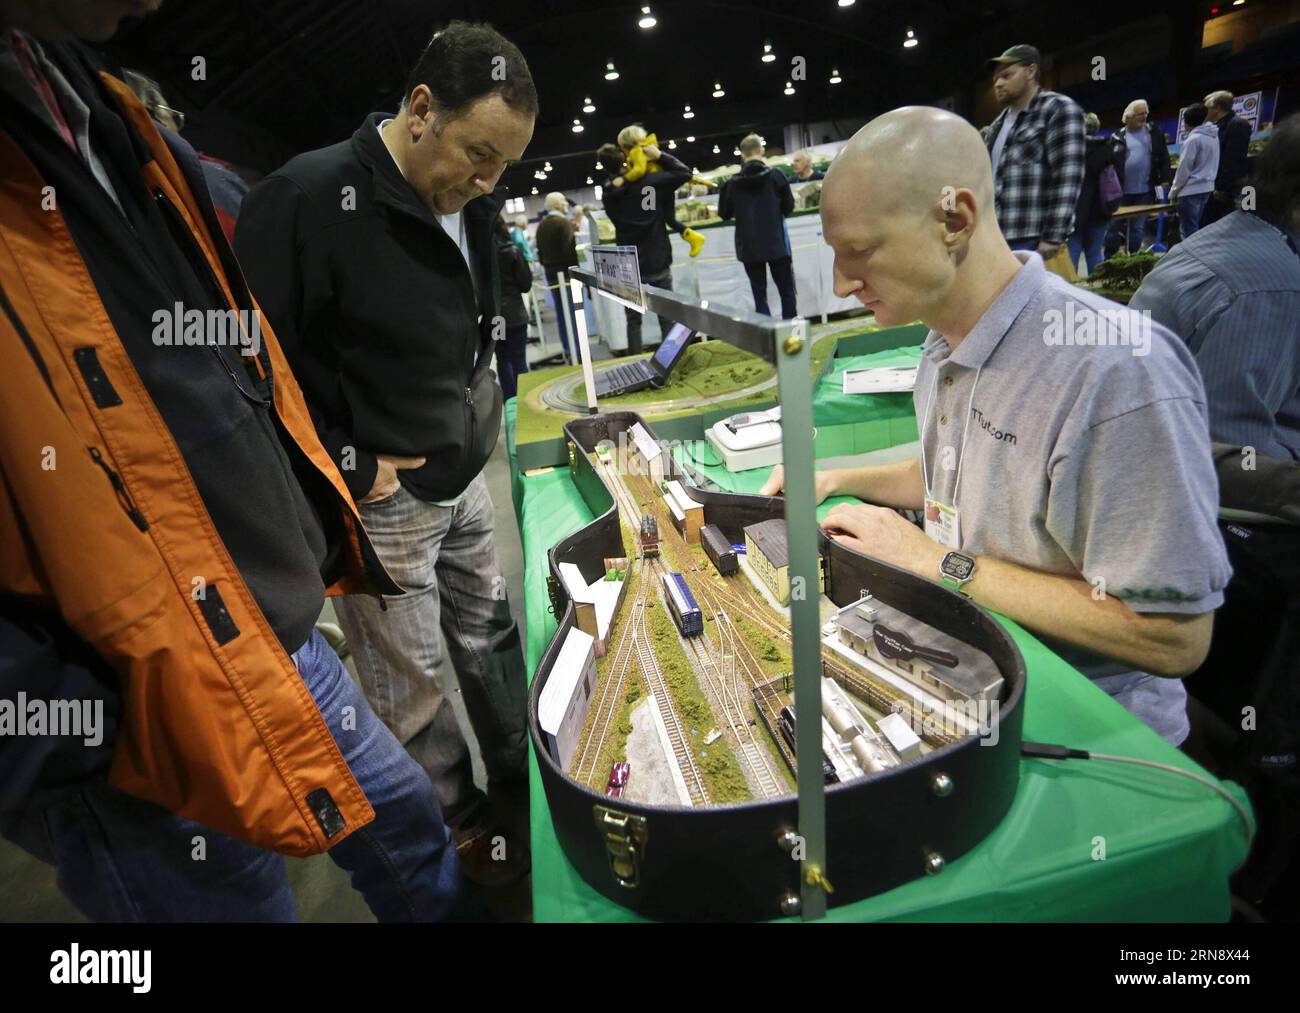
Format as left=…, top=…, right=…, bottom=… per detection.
left=924, top=498, right=961, bottom=549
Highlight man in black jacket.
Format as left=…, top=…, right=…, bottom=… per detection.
left=718, top=133, right=797, bottom=319
left=234, top=21, right=536, bottom=885
left=1203, top=90, right=1254, bottom=227
left=598, top=139, right=692, bottom=355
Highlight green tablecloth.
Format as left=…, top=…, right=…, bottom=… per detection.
left=502, top=387, right=1251, bottom=923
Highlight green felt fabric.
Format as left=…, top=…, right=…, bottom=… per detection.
left=503, top=396, right=1252, bottom=923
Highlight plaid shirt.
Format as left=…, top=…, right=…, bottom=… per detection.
left=986, top=88, right=1086, bottom=245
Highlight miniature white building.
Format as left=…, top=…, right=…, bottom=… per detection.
left=877, top=712, right=922, bottom=761
left=539, top=626, right=597, bottom=771
left=628, top=422, right=665, bottom=485
left=664, top=480, right=704, bottom=543
left=558, top=561, right=626, bottom=658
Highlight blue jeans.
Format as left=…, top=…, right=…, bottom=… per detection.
left=4, top=630, right=463, bottom=922
left=545, top=269, right=575, bottom=360
left=1177, top=192, right=1211, bottom=239
left=333, top=473, right=528, bottom=829
left=1107, top=189, right=1157, bottom=253
left=1067, top=223, right=1109, bottom=275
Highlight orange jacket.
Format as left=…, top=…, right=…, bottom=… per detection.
left=0, top=73, right=392, bottom=855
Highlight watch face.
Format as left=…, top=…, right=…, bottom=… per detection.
left=942, top=553, right=975, bottom=581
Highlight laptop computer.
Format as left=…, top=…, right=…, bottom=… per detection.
left=595, top=322, right=698, bottom=397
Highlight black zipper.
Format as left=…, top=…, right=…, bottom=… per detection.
left=87, top=446, right=149, bottom=532
left=4, top=281, right=150, bottom=533
left=151, top=188, right=272, bottom=409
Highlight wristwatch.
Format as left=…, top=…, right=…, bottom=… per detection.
left=939, top=551, right=976, bottom=595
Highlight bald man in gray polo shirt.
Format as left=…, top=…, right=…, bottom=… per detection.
left=764, top=107, right=1231, bottom=744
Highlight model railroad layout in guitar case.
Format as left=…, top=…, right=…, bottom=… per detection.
left=531, top=411, right=1026, bottom=921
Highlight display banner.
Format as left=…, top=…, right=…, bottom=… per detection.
left=1177, top=89, right=1268, bottom=144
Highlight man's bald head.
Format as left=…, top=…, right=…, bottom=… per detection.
left=824, top=106, right=995, bottom=228
left=820, top=106, right=1015, bottom=332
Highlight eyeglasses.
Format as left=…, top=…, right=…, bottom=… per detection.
left=149, top=104, right=186, bottom=130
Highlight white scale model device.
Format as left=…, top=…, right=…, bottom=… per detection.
left=705, top=406, right=814, bottom=473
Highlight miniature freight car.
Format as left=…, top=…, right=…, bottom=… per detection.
left=778, top=706, right=838, bottom=784
left=700, top=523, right=738, bottom=576
left=639, top=514, right=660, bottom=557
left=662, top=571, right=703, bottom=637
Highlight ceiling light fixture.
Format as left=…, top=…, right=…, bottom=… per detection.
left=572, top=119, right=584, bottom=133
left=604, top=60, right=620, bottom=80
left=638, top=5, right=657, bottom=29
left=784, top=81, right=795, bottom=95
left=712, top=81, right=725, bottom=98
left=685, top=135, right=695, bottom=142
left=583, top=97, right=596, bottom=113
left=838, top=0, right=856, bottom=7
left=668, top=139, right=677, bottom=149
left=761, top=42, right=775, bottom=63
left=682, top=104, right=694, bottom=119
left=712, top=144, right=720, bottom=153
left=829, top=68, right=842, bottom=84
left=904, top=29, right=918, bottom=49
left=586, top=176, right=594, bottom=184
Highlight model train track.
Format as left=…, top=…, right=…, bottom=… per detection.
left=638, top=562, right=710, bottom=806
left=591, top=455, right=711, bottom=804
left=680, top=614, right=784, bottom=799
left=571, top=567, right=649, bottom=787
left=687, top=583, right=787, bottom=798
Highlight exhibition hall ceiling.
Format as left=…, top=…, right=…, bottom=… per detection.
left=109, top=0, right=1186, bottom=190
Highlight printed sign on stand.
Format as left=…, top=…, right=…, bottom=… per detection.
left=590, top=245, right=645, bottom=313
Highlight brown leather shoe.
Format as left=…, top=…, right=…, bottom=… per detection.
left=454, top=824, right=531, bottom=888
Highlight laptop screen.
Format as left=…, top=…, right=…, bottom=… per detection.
left=652, top=322, right=694, bottom=371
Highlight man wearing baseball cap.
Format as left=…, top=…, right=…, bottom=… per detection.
left=983, top=44, right=1086, bottom=261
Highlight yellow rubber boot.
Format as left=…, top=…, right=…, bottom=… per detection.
left=683, top=227, right=706, bottom=258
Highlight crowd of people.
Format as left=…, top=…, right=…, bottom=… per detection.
left=0, top=0, right=1295, bottom=927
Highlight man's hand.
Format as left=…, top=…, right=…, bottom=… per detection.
left=1036, top=240, right=1063, bottom=259
left=360, top=454, right=426, bottom=505
left=760, top=464, right=838, bottom=504
left=819, top=503, right=944, bottom=577
left=643, top=143, right=661, bottom=161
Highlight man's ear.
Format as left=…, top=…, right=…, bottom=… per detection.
left=406, top=85, right=436, bottom=140
left=940, top=188, right=977, bottom=253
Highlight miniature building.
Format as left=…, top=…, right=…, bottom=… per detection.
left=559, top=561, right=627, bottom=658
left=877, top=712, right=922, bottom=761
left=742, top=518, right=823, bottom=605
left=628, top=422, right=664, bottom=485
left=834, top=605, right=1002, bottom=702
left=539, top=627, right=597, bottom=771
left=664, top=480, right=704, bottom=544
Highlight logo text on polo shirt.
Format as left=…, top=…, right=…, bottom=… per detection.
left=970, top=407, right=1017, bottom=445
left=1041, top=301, right=1151, bottom=357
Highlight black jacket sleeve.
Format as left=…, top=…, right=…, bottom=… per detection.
left=1151, top=126, right=1172, bottom=187
left=717, top=179, right=733, bottom=221
left=235, top=176, right=378, bottom=500
left=0, top=600, right=119, bottom=833
left=776, top=171, right=794, bottom=217
left=644, top=152, right=693, bottom=196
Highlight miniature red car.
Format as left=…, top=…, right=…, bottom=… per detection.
left=606, top=761, right=631, bottom=798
